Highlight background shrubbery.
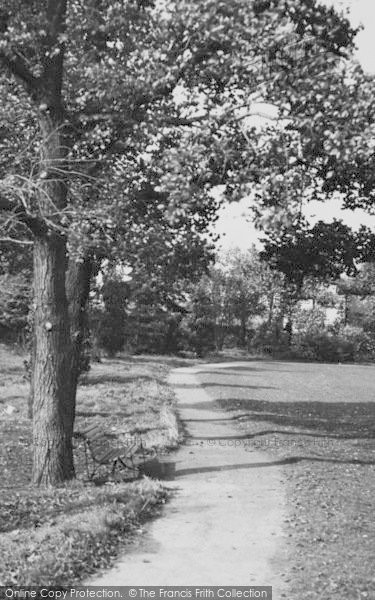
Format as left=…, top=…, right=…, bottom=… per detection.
left=2, top=247, right=375, bottom=364
left=0, top=273, right=31, bottom=345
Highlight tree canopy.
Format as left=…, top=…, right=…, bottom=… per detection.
left=0, top=0, right=361, bottom=485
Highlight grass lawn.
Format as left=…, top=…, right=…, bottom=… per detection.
left=196, top=360, right=375, bottom=600
left=0, top=346, right=190, bottom=586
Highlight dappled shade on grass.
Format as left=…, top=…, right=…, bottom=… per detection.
left=217, top=397, right=375, bottom=439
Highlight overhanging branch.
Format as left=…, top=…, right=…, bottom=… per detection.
left=0, top=194, right=48, bottom=236
left=0, top=50, right=40, bottom=93
left=0, top=236, right=33, bottom=246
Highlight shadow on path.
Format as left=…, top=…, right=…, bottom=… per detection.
left=174, top=454, right=375, bottom=478
left=174, top=383, right=277, bottom=390
left=187, top=429, right=375, bottom=441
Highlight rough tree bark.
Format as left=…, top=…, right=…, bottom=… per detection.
left=28, top=257, right=93, bottom=416
left=66, top=257, right=93, bottom=406
left=32, top=233, right=74, bottom=484
left=32, top=102, right=73, bottom=485
left=30, top=0, right=76, bottom=485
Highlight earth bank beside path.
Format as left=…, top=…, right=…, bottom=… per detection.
left=0, top=352, right=176, bottom=586
left=89, top=364, right=287, bottom=593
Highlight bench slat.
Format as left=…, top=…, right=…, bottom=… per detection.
left=82, top=424, right=102, bottom=435
left=87, top=431, right=106, bottom=442
left=74, top=425, right=145, bottom=479
left=118, top=442, right=138, bottom=457
left=97, top=448, right=123, bottom=464
left=98, top=443, right=139, bottom=462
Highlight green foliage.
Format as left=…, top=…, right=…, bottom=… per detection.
left=249, top=268, right=375, bottom=363
left=292, top=329, right=362, bottom=363
left=125, top=307, right=185, bottom=355
left=0, top=0, right=358, bottom=252
left=287, top=310, right=375, bottom=363
left=0, top=0, right=361, bottom=338
left=261, top=220, right=358, bottom=290
left=293, top=306, right=326, bottom=333
left=340, top=325, right=375, bottom=361
left=250, top=321, right=290, bottom=355
left=0, top=272, right=30, bottom=342
left=0, top=0, right=367, bottom=489
left=0, top=1, right=368, bottom=370
left=185, top=248, right=279, bottom=353
left=337, top=262, right=375, bottom=298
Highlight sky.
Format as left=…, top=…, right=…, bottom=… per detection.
left=215, top=0, right=375, bottom=252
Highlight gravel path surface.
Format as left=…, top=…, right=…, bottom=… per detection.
left=88, top=363, right=287, bottom=595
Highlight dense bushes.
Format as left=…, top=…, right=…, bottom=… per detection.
left=124, top=309, right=186, bottom=355
left=251, top=322, right=290, bottom=355
left=291, top=326, right=375, bottom=363
left=5, top=247, right=374, bottom=365
left=292, top=331, right=352, bottom=362
left=0, top=274, right=31, bottom=344
left=249, top=301, right=375, bottom=363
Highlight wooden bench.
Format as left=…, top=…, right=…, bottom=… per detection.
left=73, top=424, right=147, bottom=481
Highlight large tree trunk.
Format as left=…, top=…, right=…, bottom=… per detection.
left=28, top=258, right=93, bottom=417
left=32, top=234, right=74, bottom=485
left=32, top=257, right=92, bottom=484
left=32, top=97, right=73, bottom=483
left=31, top=242, right=93, bottom=486
left=0, top=0, right=74, bottom=485
left=66, top=257, right=93, bottom=403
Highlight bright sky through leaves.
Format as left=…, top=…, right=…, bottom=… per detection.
left=216, top=0, right=375, bottom=251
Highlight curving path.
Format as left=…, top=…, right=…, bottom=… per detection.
left=89, top=363, right=287, bottom=595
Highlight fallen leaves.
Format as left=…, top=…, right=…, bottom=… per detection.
left=0, top=354, right=176, bottom=586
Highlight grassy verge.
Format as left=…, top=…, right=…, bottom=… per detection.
left=0, top=346, right=188, bottom=586
left=214, top=388, right=375, bottom=599
left=1, top=479, right=167, bottom=586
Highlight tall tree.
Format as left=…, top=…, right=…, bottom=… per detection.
left=0, top=0, right=356, bottom=484
left=188, top=248, right=282, bottom=351
left=220, top=248, right=266, bottom=347
left=261, top=220, right=359, bottom=291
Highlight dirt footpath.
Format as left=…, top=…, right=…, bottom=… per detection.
left=89, top=363, right=287, bottom=596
